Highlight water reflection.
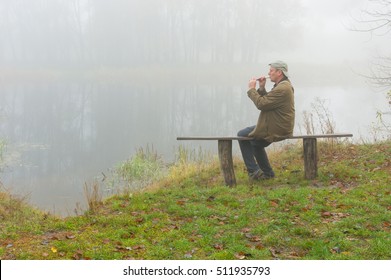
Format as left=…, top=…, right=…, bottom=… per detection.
left=0, top=80, right=251, bottom=215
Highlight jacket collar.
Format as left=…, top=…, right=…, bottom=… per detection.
left=272, top=77, right=289, bottom=89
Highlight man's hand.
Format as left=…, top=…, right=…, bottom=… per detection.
left=257, top=76, right=267, bottom=89
left=248, top=78, right=257, bottom=90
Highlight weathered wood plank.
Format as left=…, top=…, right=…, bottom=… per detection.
left=177, top=133, right=353, bottom=141
left=288, top=133, right=353, bottom=139
left=218, top=140, right=236, bottom=186
left=177, top=136, right=252, bottom=141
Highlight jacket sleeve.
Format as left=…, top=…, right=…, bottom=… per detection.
left=257, top=88, right=268, bottom=96
left=247, top=86, right=288, bottom=111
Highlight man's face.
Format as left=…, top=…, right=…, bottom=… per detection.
left=268, top=67, right=282, bottom=83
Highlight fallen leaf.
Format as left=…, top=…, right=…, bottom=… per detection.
left=133, top=245, right=145, bottom=250
left=241, top=228, right=251, bottom=233
left=270, top=200, right=279, bottom=208
left=170, top=224, right=179, bottom=230
left=245, top=233, right=253, bottom=239
left=331, top=247, right=341, bottom=254
left=103, top=238, right=111, bottom=244
left=49, top=235, right=60, bottom=241
left=115, top=245, right=126, bottom=251
left=335, top=212, right=351, bottom=218
left=269, top=248, right=280, bottom=258
left=120, top=233, right=135, bottom=239
left=72, top=250, right=83, bottom=260
left=176, top=199, right=188, bottom=205
left=234, top=252, right=247, bottom=260
left=321, top=211, right=332, bottom=217
left=51, top=247, right=57, bottom=253
left=248, top=235, right=261, bottom=243
left=184, top=253, right=193, bottom=259
left=213, top=244, right=224, bottom=250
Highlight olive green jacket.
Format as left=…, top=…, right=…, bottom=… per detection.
left=247, top=79, right=295, bottom=142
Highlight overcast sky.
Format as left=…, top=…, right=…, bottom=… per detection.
left=292, top=0, right=389, bottom=65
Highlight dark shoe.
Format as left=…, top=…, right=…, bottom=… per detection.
left=249, top=170, right=262, bottom=180
left=256, top=173, right=275, bottom=180
left=249, top=170, right=275, bottom=180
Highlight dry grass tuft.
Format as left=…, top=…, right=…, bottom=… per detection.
left=84, top=180, right=103, bottom=213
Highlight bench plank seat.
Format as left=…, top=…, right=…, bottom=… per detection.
left=177, top=134, right=353, bottom=141
left=177, top=133, right=353, bottom=186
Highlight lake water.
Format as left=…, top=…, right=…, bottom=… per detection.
left=0, top=74, right=388, bottom=216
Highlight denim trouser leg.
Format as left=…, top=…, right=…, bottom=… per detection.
left=252, top=139, right=274, bottom=176
left=237, top=126, right=274, bottom=176
left=237, top=126, right=259, bottom=174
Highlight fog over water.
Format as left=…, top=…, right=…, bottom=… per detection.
left=0, top=0, right=389, bottom=216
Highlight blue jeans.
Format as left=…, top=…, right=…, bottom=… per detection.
left=237, top=126, right=275, bottom=176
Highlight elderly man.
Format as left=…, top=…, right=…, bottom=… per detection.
left=237, top=61, right=295, bottom=180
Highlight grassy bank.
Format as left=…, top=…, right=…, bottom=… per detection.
left=1, top=140, right=390, bottom=260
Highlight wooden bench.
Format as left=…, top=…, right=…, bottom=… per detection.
left=177, top=134, right=353, bottom=186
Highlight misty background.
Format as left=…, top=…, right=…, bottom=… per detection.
left=0, top=0, right=389, bottom=216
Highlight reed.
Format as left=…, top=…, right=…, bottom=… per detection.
left=83, top=180, right=102, bottom=213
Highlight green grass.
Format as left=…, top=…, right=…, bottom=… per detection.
left=0, top=140, right=390, bottom=260
left=115, top=146, right=166, bottom=192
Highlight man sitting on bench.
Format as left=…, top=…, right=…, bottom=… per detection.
left=238, top=61, right=295, bottom=181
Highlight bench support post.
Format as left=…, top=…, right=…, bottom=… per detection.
left=303, top=138, right=318, bottom=179
left=218, top=140, right=236, bottom=186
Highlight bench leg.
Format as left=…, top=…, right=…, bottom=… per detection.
left=218, top=140, right=236, bottom=186
left=303, top=138, right=318, bottom=179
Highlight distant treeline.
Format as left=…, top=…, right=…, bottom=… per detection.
left=0, top=0, right=302, bottom=68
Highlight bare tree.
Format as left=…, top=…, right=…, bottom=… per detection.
left=351, top=0, right=391, bottom=136
left=352, top=1, right=391, bottom=85
left=352, top=0, right=391, bottom=34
